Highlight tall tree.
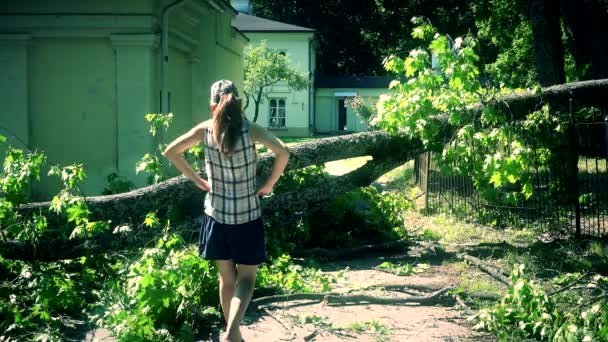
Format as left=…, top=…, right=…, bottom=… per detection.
left=529, top=0, right=566, bottom=86
left=560, top=0, right=608, bottom=80
left=250, top=0, right=476, bottom=76
left=243, top=41, right=308, bottom=123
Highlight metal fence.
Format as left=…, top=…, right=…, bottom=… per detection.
left=416, top=108, right=608, bottom=238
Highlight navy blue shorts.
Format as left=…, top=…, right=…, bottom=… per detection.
left=198, top=214, right=266, bottom=265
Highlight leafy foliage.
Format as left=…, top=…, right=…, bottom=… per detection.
left=474, top=264, right=608, bottom=341
left=308, top=186, right=411, bottom=248
left=101, top=172, right=135, bottom=195
left=375, top=261, right=430, bottom=276
left=345, top=95, right=379, bottom=129
left=379, top=21, right=566, bottom=205
left=471, top=0, right=537, bottom=88
left=136, top=113, right=203, bottom=185
left=250, top=0, right=476, bottom=76
left=95, top=227, right=219, bottom=341
left=257, top=255, right=335, bottom=293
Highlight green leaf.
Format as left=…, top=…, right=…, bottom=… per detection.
left=144, top=212, right=160, bottom=228
left=489, top=172, right=502, bottom=187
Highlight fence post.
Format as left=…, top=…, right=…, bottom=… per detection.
left=568, top=98, right=581, bottom=239
left=424, top=152, right=430, bottom=209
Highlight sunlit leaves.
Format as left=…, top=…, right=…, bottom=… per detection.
left=143, top=212, right=160, bottom=229
left=377, top=21, right=564, bottom=205
left=2, top=148, right=46, bottom=203
left=144, top=113, right=173, bottom=137
left=474, top=264, right=608, bottom=340
left=136, top=153, right=165, bottom=185
left=48, top=164, right=86, bottom=190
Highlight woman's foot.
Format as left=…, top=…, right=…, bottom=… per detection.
left=220, top=329, right=243, bottom=342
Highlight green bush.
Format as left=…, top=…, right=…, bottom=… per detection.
left=474, top=264, right=608, bottom=341
left=308, top=186, right=411, bottom=248
left=95, top=230, right=220, bottom=341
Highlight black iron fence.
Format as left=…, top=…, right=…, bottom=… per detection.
left=416, top=107, right=608, bottom=238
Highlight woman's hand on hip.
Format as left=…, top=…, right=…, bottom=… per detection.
left=256, top=183, right=274, bottom=197
left=194, top=177, right=211, bottom=192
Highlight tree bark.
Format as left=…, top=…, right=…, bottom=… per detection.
left=3, top=158, right=407, bottom=261
left=291, top=237, right=410, bottom=260
left=560, top=0, right=594, bottom=80
left=529, top=0, right=566, bottom=86
left=18, top=79, right=608, bottom=223
left=19, top=79, right=608, bottom=221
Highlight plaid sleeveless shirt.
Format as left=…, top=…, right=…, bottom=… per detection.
left=203, top=119, right=261, bottom=224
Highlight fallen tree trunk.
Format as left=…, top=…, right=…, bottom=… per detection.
left=250, top=287, right=454, bottom=308
left=466, top=78, right=608, bottom=121
left=7, top=79, right=608, bottom=261
left=291, top=237, right=410, bottom=260
left=18, top=79, right=608, bottom=223
left=19, top=131, right=421, bottom=224
left=458, top=254, right=511, bottom=286
left=0, top=158, right=405, bottom=261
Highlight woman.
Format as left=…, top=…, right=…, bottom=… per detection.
left=163, top=80, right=290, bottom=342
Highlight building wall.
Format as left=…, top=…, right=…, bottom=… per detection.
left=0, top=0, right=247, bottom=200
left=242, top=32, right=313, bottom=137
left=28, top=38, right=119, bottom=198
left=314, top=88, right=389, bottom=133
left=0, top=0, right=156, bottom=14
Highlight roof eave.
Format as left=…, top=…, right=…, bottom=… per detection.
left=238, top=29, right=316, bottom=33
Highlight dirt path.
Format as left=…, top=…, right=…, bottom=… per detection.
left=221, top=162, right=504, bottom=341
left=225, top=247, right=497, bottom=342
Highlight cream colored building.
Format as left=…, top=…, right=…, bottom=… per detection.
left=231, top=2, right=393, bottom=136
left=0, top=0, right=248, bottom=199
left=232, top=10, right=316, bottom=137
left=314, top=76, right=394, bottom=133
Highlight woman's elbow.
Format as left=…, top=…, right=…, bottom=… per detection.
left=162, top=147, right=174, bottom=159
left=282, top=147, right=290, bottom=159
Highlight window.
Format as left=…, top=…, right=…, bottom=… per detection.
left=269, top=98, right=286, bottom=128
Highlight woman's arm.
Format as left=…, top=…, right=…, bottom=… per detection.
left=250, top=123, right=290, bottom=196
left=162, top=122, right=210, bottom=192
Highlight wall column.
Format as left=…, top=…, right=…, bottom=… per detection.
left=0, top=34, right=30, bottom=149
left=110, top=34, right=158, bottom=187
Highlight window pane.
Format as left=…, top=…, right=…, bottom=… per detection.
left=279, top=99, right=285, bottom=107
left=270, top=108, right=276, bottom=118
left=270, top=99, right=277, bottom=107
left=270, top=118, right=277, bottom=127
left=279, top=109, right=285, bottom=118
left=279, top=118, right=285, bottom=127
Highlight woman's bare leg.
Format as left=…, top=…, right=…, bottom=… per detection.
left=224, top=264, right=258, bottom=341
left=216, top=260, right=237, bottom=323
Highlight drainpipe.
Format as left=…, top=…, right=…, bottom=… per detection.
left=160, top=0, right=187, bottom=114
left=308, top=37, right=317, bottom=135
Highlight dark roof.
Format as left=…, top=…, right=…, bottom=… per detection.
left=315, top=76, right=396, bottom=89
left=232, top=13, right=315, bottom=33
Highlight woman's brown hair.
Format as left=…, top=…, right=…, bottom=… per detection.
left=212, top=83, right=243, bottom=155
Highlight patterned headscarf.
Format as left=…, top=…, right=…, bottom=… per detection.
left=211, top=79, right=239, bottom=104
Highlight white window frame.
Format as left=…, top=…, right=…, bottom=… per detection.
left=268, top=98, right=286, bottom=129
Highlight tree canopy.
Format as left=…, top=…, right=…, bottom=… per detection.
left=250, top=0, right=608, bottom=87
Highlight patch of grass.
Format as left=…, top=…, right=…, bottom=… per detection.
left=420, top=228, right=442, bottom=241
left=376, top=161, right=415, bottom=190
left=290, top=315, right=393, bottom=341
left=345, top=319, right=393, bottom=339
left=446, top=261, right=504, bottom=296
left=375, top=261, right=430, bottom=276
